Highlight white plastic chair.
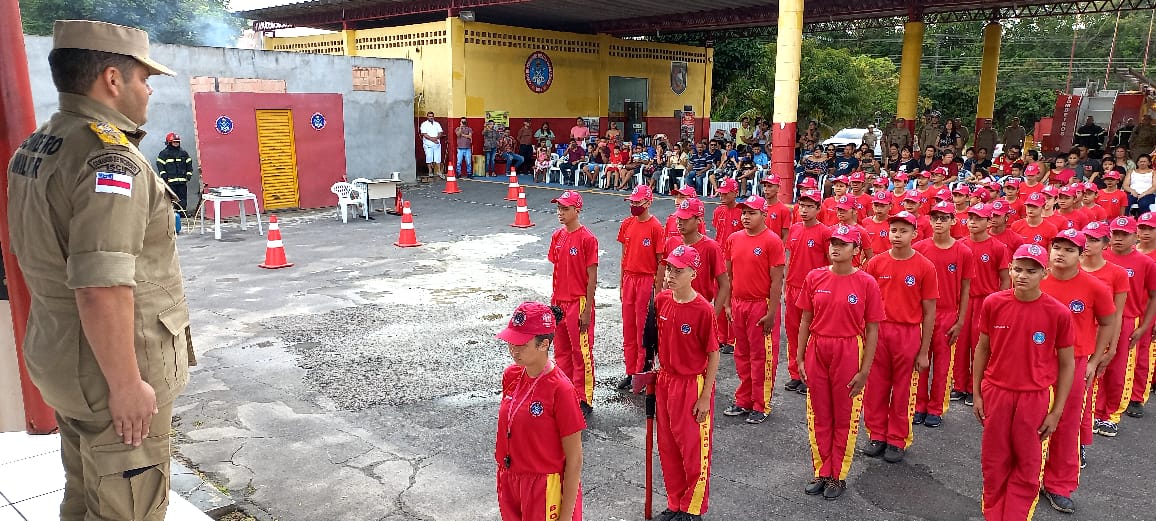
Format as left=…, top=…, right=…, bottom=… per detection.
left=547, top=153, right=564, bottom=184
left=330, top=182, right=368, bottom=223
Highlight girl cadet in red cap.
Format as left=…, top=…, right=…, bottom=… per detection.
left=913, top=201, right=974, bottom=429
left=617, top=185, right=666, bottom=391
left=783, top=190, right=832, bottom=396
left=953, top=203, right=1011, bottom=407
left=1039, top=228, right=1116, bottom=514
left=549, top=190, right=598, bottom=416
left=495, top=302, right=586, bottom=521
left=722, top=195, right=786, bottom=424
left=972, top=243, right=1075, bottom=521
left=797, top=225, right=883, bottom=500
left=652, top=245, right=721, bottom=521
left=861, top=210, right=938, bottom=464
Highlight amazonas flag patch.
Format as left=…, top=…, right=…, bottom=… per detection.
left=95, top=171, right=133, bottom=197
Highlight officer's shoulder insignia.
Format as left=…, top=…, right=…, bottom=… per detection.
left=88, top=122, right=129, bottom=147
left=86, top=151, right=141, bottom=177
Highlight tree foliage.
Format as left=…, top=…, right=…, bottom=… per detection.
left=20, top=0, right=246, bottom=47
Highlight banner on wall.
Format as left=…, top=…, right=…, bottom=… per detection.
left=485, top=110, right=510, bottom=129
left=680, top=110, right=696, bottom=142
left=582, top=117, right=600, bottom=139
left=670, top=61, right=688, bottom=95
left=1047, top=94, right=1082, bottom=154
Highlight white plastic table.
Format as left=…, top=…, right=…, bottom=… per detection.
left=352, top=174, right=401, bottom=216
left=199, top=192, right=264, bottom=240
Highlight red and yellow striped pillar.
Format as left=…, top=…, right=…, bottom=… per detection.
left=771, top=0, right=804, bottom=204
left=896, top=19, right=925, bottom=137
left=975, top=22, right=1002, bottom=134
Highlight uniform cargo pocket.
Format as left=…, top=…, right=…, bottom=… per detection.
left=156, top=299, right=190, bottom=389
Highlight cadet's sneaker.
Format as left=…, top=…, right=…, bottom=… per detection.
left=950, top=390, right=966, bottom=401
left=579, top=401, right=593, bottom=417
left=822, top=479, right=847, bottom=500
left=723, top=404, right=751, bottom=417
left=616, top=375, right=633, bottom=390
left=796, top=382, right=809, bottom=395
left=1126, top=400, right=1145, bottom=418
left=719, top=343, right=734, bottom=354
left=861, top=440, right=886, bottom=458
left=1080, top=445, right=1087, bottom=469
left=924, top=415, right=943, bottom=428
left=677, top=514, right=703, bottom=521
left=654, top=509, right=680, bottom=521
left=784, top=379, right=803, bottom=392
left=805, top=477, right=829, bottom=495
left=883, top=444, right=906, bottom=463
left=746, top=411, right=769, bottom=424
left=912, top=412, right=927, bottom=425
left=1044, top=490, right=1076, bottom=513
left=963, top=393, right=975, bottom=407
left=1098, top=420, right=1118, bottom=437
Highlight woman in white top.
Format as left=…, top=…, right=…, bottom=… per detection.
left=1123, top=154, right=1156, bottom=217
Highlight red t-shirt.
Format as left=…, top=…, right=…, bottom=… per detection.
left=1053, top=209, right=1088, bottom=231
left=726, top=228, right=786, bottom=301
left=990, top=228, right=1025, bottom=252
left=917, top=215, right=934, bottom=243
left=1010, top=219, right=1058, bottom=250
left=979, top=290, right=1075, bottom=391
left=951, top=212, right=970, bottom=239
left=797, top=267, right=885, bottom=337
left=1041, top=271, right=1115, bottom=357
left=664, top=235, right=725, bottom=302
left=1096, top=190, right=1127, bottom=219
left=664, top=213, right=706, bottom=238
left=712, top=204, right=743, bottom=243
left=1003, top=197, right=1026, bottom=222
left=820, top=197, right=841, bottom=226
left=864, top=251, right=939, bottom=324
left=1102, top=249, right=1156, bottom=318
left=1084, top=261, right=1130, bottom=304
left=655, top=290, right=720, bottom=376
left=861, top=217, right=891, bottom=257
left=766, top=201, right=791, bottom=237
left=960, top=236, right=1010, bottom=297
left=1045, top=213, right=1071, bottom=233
left=1083, top=204, right=1107, bottom=223
left=618, top=215, right=665, bottom=276
left=914, top=238, right=974, bottom=311
left=549, top=226, right=599, bottom=301
left=786, top=222, right=832, bottom=288
left=1020, top=182, right=1045, bottom=198
left=496, top=364, right=586, bottom=474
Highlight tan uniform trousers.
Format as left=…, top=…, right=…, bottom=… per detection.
left=56, top=401, right=174, bottom=521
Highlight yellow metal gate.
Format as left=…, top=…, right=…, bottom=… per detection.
left=255, top=109, right=300, bottom=210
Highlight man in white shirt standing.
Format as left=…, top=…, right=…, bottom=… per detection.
left=420, top=111, right=445, bottom=179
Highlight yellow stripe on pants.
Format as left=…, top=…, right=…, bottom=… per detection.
left=1111, top=346, right=1138, bottom=424
left=903, top=370, right=919, bottom=448
left=805, top=387, right=824, bottom=477
left=1026, top=389, right=1055, bottom=521
left=837, top=339, right=866, bottom=481
left=941, top=340, right=958, bottom=415
left=687, top=374, right=712, bottom=515
left=578, top=296, right=594, bottom=404
left=544, top=473, right=562, bottom=521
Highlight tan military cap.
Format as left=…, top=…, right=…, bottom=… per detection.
left=52, top=20, right=175, bottom=76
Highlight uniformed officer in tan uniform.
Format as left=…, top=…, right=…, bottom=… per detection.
left=7, top=20, right=190, bottom=521
left=883, top=117, right=911, bottom=154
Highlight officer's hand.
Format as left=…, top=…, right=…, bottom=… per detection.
left=1038, top=412, right=1062, bottom=440
left=757, top=313, right=774, bottom=335
left=109, top=380, right=158, bottom=447
left=846, top=371, right=868, bottom=398
left=972, top=393, right=986, bottom=425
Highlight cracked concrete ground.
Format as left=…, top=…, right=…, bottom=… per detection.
left=173, top=179, right=1156, bottom=521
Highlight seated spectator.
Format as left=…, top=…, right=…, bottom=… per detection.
left=665, top=143, right=689, bottom=194
left=561, top=138, right=587, bottom=185
left=965, top=147, right=993, bottom=175
left=620, top=144, right=650, bottom=191
left=498, top=128, right=524, bottom=172
left=684, top=141, right=715, bottom=194
left=607, top=144, right=630, bottom=190
left=932, top=150, right=962, bottom=179
left=917, top=145, right=938, bottom=171
left=735, top=150, right=757, bottom=197
left=752, top=144, right=770, bottom=174
left=802, top=147, right=829, bottom=180
left=584, top=141, right=608, bottom=186
left=532, top=140, right=551, bottom=183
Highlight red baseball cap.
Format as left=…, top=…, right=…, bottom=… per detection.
left=1083, top=221, right=1109, bottom=240
left=799, top=177, right=819, bottom=189
left=888, top=210, right=919, bottom=228
left=1024, top=192, right=1047, bottom=207
left=934, top=188, right=953, bottom=201
left=1110, top=216, right=1138, bottom=234
left=834, top=195, right=857, bottom=211
left=496, top=302, right=557, bottom=345
left=673, top=185, right=699, bottom=197
left=849, top=171, right=866, bottom=183
left=872, top=191, right=893, bottom=205
left=1058, top=184, right=1079, bottom=198
left=664, top=244, right=702, bottom=269
left=872, top=177, right=889, bottom=187
left=1004, top=178, right=1022, bottom=187
left=672, top=197, right=705, bottom=219
left=830, top=224, right=862, bottom=245
left=761, top=175, right=781, bottom=185
left=1024, top=163, right=1041, bottom=176
left=551, top=190, right=583, bottom=209
left=973, top=187, right=992, bottom=202
left=1082, top=182, right=1098, bottom=193
left=931, top=166, right=949, bottom=178
left=952, top=185, right=972, bottom=196
left=739, top=195, right=769, bottom=212
left=797, top=190, right=822, bottom=204
left=1012, top=243, right=1049, bottom=268
left=967, top=202, right=993, bottom=219
left=930, top=201, right=954, bottom=215
left=1042, top=185, right=1060, bottom=198
left=1104, top=170, right=1123, bottom=180
left=717, top=178, right=739, bottom=194
left=902, top=190, right=923, bottom=203
left=893, top=172, right=910, bottom=183
left=627, top=184, right=654, bottom=201
left=832, top=176, right=849, bottom=186
left=1138, top=212, right=1156, bottom=228
left=1053, top=228, right=1087, bottom=249
left=916, top=170, right=931, bottom=179
left=989, top=200, right=1009, bottom=216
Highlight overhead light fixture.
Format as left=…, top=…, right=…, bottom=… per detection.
left=459, top=10, right=476, bottom=22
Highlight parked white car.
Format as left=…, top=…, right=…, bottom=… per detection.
left=822, top=128, right=883, bottom=158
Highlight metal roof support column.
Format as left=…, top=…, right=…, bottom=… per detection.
left=771, top=0, right=803, bottom=204
left=975, top=20, right=1002, bottom=137
left=896, top=7, right=924, bottom=139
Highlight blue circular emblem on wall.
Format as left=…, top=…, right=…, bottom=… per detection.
left=310, top=112, right=326, bottom=131
left=524, top=51, right=554, bottom=93
left=215, top=115, right=233, bottom=135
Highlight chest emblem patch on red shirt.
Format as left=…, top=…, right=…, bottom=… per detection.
left=904, top=275, right=916, bottom=286
left=680, top=324, right=692, bottom=334
left=529, top=401, right=543, bottom=416
left=807, top=239, right=815, bottom=247
left=948, top=263, right=957, bottom=272
left=753, top=247, right=763, bottom=256
left=848, top=294, right=859, bottom=304
left=570, top=247, right=578, bottom=255
left=1069, top=300, right=1085, bottom=313
left=1032, top=331, right=1046, bottom=345
left=981, top=253, right=990, bottom=262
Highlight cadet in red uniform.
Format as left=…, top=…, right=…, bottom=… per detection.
left=495, top=302, right=586, bottom=521
left=797, top=225, right=883, bottom=500
left=1097, top=216, right=1156, bottom=434
left=1055, top=185, right=1089, bottom=231
left=973, top=243, right=1075, bottom=521
left=832, top=195, right=873, bottom=264
left=861, top=192, right=894, bottom=256
left=1039, top=229, right=1115, bottom=514
left=665, top=197, right=731, bottom=366
left=618, top=185, right=666, bottom=390
left=951, top=186, right=972, bottom=239
left=899, top=190, right=934, bottom=241
left=954, top=203, right=1011, bottom=405
left=861, top=211, right=938, bottom=462
left=1011, top=192, right=1059, bottom=250
left=1079, top=221, right=1128, bottom=460
left=711, top=178, right=743, bottom=353
left=652, top=246, right=721, bottom=521
left=988, top=200, right=1025, bottom=252
left=1002, top=178, right=1026, bottom=222
left=784, top=190, right=833, bottom=395
left=1080, top=183, right=1107, bottom=223
left=665, top=186, right=706, bottom=238
left=761, top=176, right=791, bottom=240
left=913, top=202, right=974, bottom=428
left=723, top=196, right=786, bottom=423
left=548, top=191, right=598, bottom=414
left=1097, top=171, right=1127, bottom=219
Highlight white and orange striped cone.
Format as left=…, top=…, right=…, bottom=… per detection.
left=258, top=214, right=294, bottom=269
left=505, top=166, right=520, bottom=201
left=511, top=187, right=535, bottom=228
left=443, top=163, right=462, bottom=194
left=393, top=201, right=423, bottom=247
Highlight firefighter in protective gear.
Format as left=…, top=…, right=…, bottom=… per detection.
left=156, top=132, right=193, bottom=211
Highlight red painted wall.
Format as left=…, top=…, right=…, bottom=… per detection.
left=193, top=92, right=346, bottom=217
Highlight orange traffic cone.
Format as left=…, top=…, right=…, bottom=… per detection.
left=443, top=163, right=462, bottom=194
left=258, top=214, right=294, bottom=269
left=393, top=201, right=423, bottom=247
left=388, top=187, right=404, bottom=215
left=511, top=187, right=535, bottom=228
left=505, top=166, right=520, bottom=201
